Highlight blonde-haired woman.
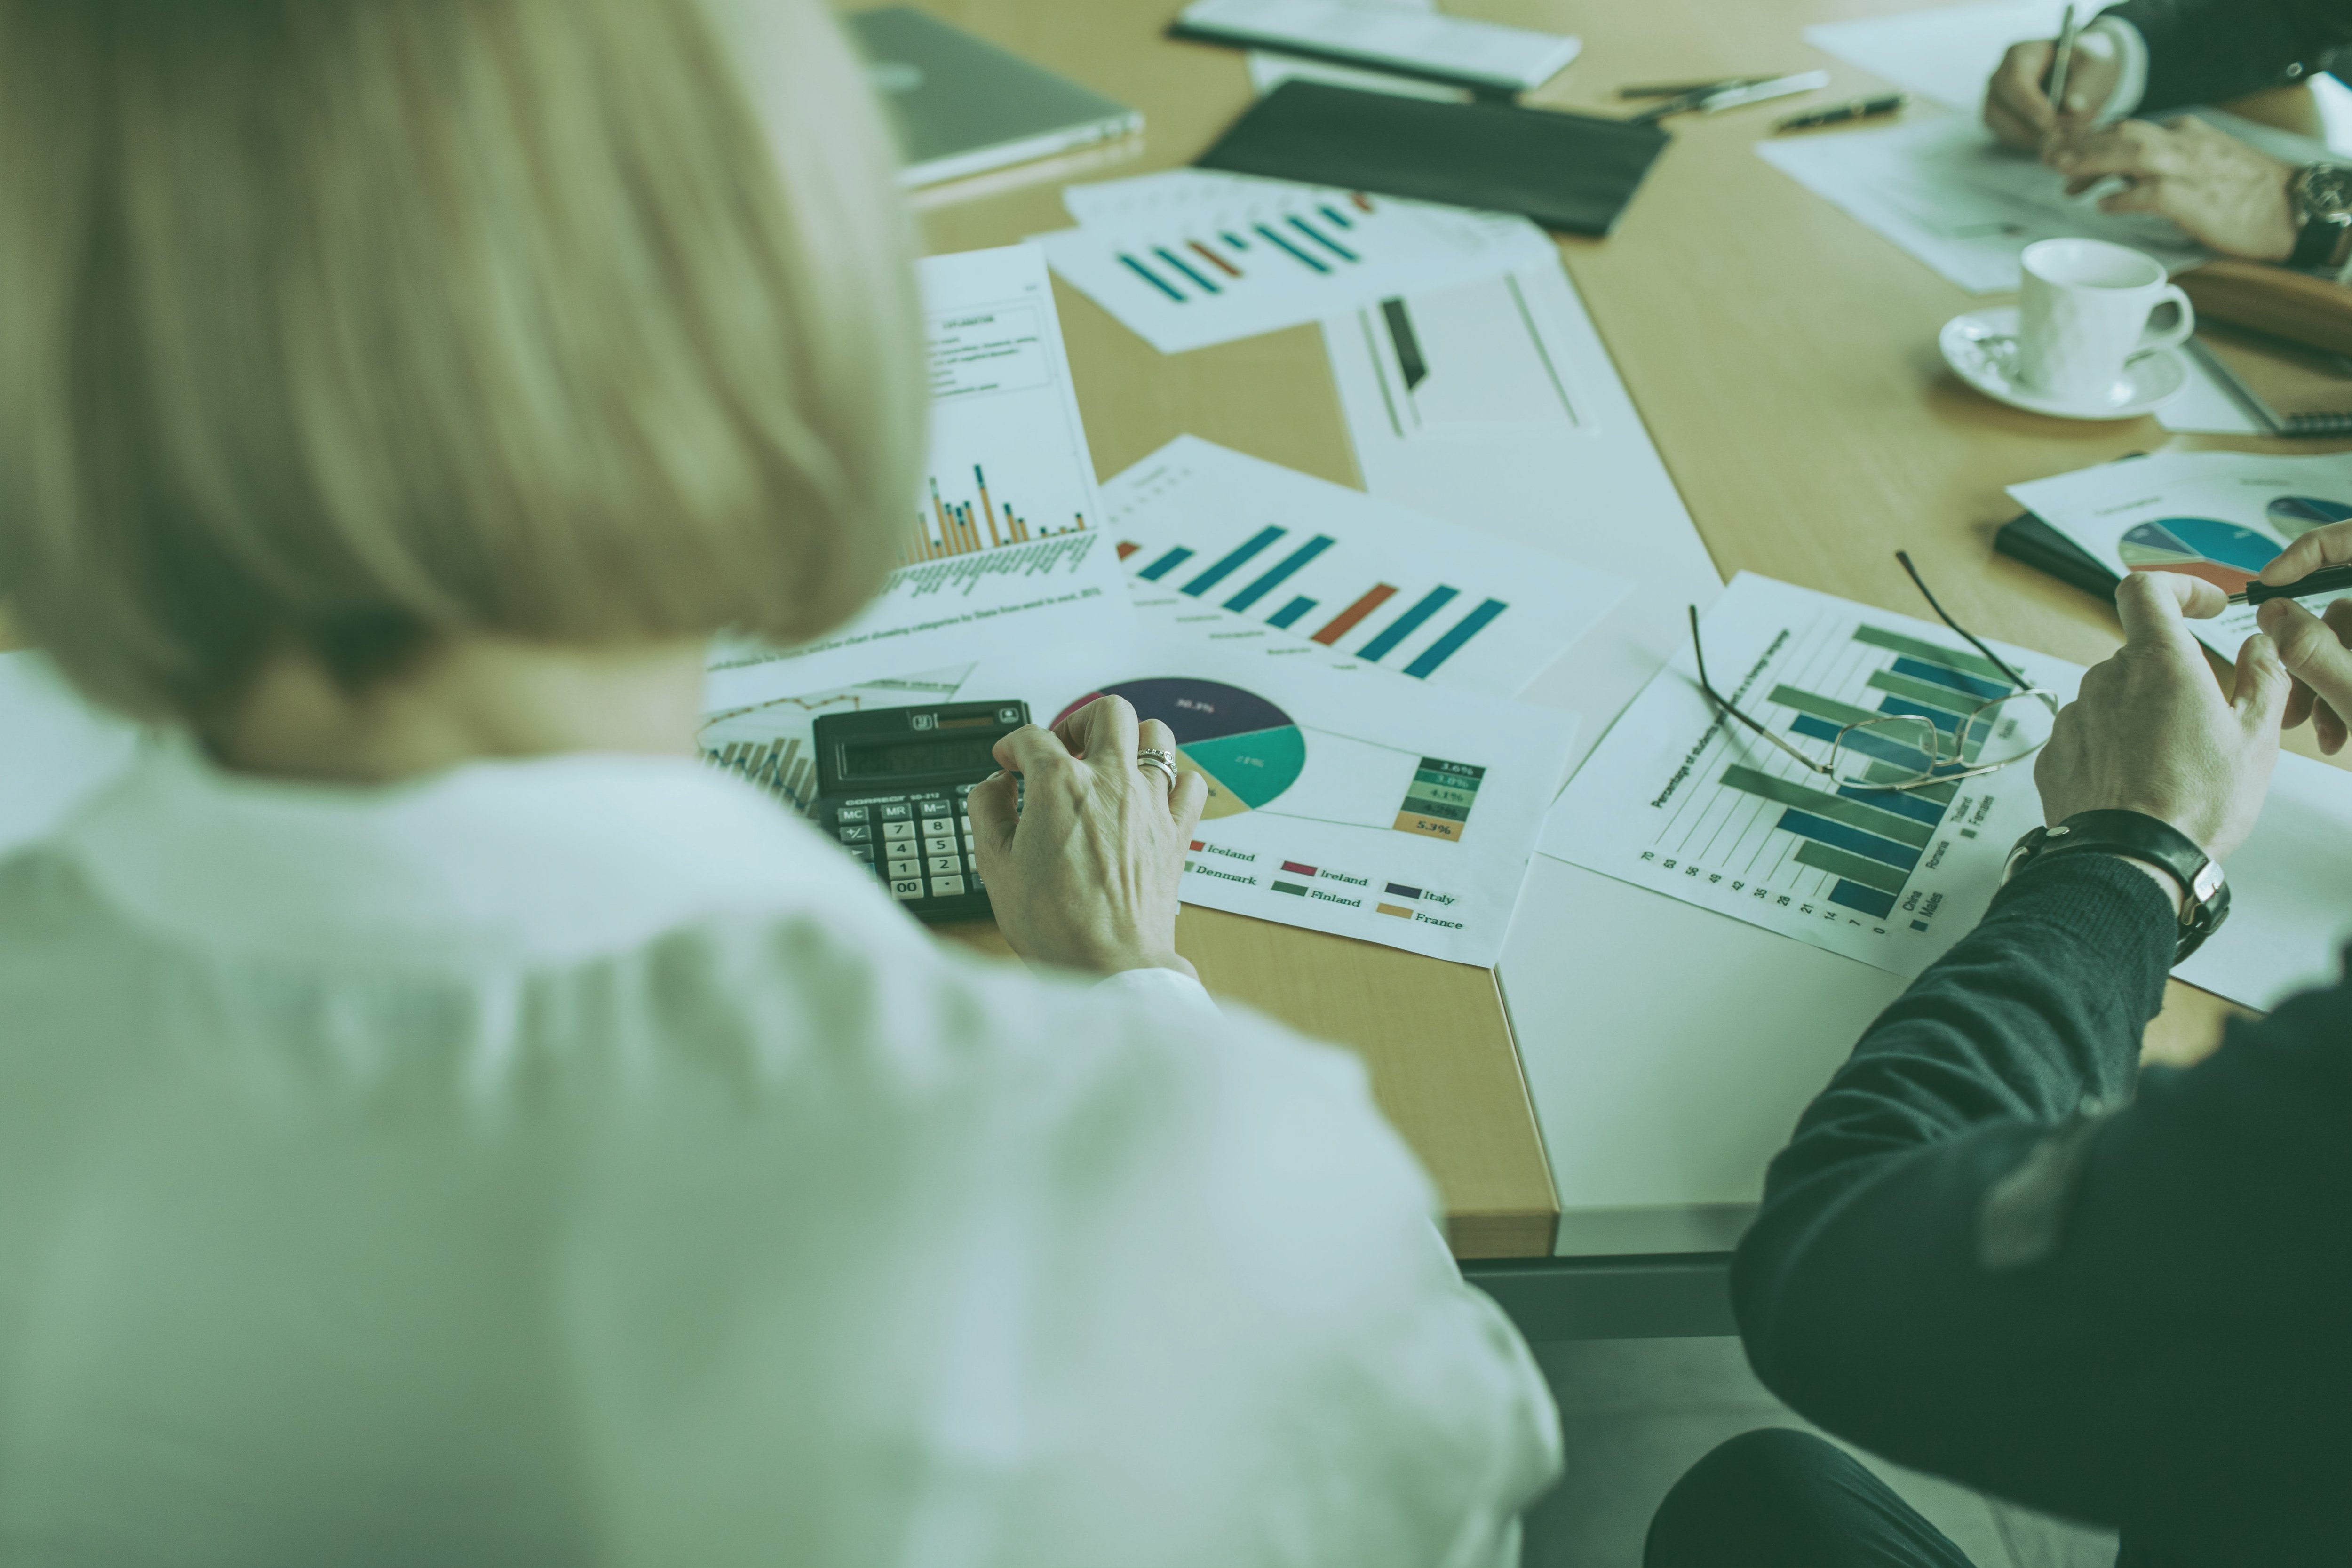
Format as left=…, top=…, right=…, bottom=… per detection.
left=0, top=1, right=1559, bottom=1561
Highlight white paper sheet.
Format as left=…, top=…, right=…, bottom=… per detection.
left=0, top=652, right=142, bottom=857
left=1543, top=573, right=2082, bottom=979
left=2180, top=750, right=2352, bottom=1010
left=1104, top=435, right=1629, bottom=695
left=706, top=245, right=1130, bottom=702
left=1036, top=171, right=1556, bottom=354
left=2007, top=450, right=2352, bottom=657
left=1322, top=256, right=1722, bottom=771
left=1803, top=0, right=2076, bottom=111
left=2156, top=349, right=2269, bottom=435
left=1756, top=113, right=2206, bottom=294
left=961, top=629, right=1577, bottom=965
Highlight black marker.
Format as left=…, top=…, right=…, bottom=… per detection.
left=2230, top=564, right=2352, bottom=605
left=1774, top=93, right=1907, bottom=131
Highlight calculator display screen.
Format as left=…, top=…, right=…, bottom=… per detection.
left=842, top=737, right=999, bottom=779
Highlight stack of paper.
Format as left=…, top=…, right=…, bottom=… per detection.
left=1756, top=115, right=2205, bottom=294
left=1034, top=168, right=1557, bottom=353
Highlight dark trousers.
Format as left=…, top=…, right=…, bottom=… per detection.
left=1645, top=1429, right=1977, bottom=1568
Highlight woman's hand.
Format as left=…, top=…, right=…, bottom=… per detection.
left=2256, top=518, right=2352, bottom=752
left=2050, top=118, right=2299, bottom=261
left=967, top=696, right=1209, bottom=978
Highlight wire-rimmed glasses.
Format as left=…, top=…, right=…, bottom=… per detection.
left=1690, top=553, right=2062, bottom=794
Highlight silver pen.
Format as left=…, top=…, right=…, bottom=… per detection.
left=2047, top=4, right=2081, bottom=114
left=2183, top=337, right=2284, bottom=435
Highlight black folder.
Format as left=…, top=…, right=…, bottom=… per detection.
left=1194, top=80, right=1669, bottom=237
left=1994, top=512, right=2120, bottom=601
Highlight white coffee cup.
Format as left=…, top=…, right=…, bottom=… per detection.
left=2015, top=239, right=2195, bottom=404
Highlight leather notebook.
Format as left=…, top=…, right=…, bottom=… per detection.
left=1194, top=80, right=1669, bottom=237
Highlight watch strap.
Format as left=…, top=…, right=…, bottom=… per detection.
left=2289, top=164, right=2352, bottom=271
left=2003, top=809, right=2229, bottom=963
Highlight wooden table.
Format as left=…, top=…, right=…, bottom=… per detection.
left=897, top=0, right=2352, bottom=1264
left=8, top=0, right=2337, bottom=1270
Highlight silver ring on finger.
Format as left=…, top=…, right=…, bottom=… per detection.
left=1136, top=748, right=1178, bottom=794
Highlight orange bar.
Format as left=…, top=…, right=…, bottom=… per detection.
left=1312, top=583, right=1398, bottom=646
left=1072, top=512, right=1087, bottom=533
left=928, top=481, right=951, bottom=560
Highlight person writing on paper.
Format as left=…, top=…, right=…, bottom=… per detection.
left=1986, top=2, right=2352, bottom=269
left=0, top=2, right=1559, bottom=1561
left=1641, top=570, right=2348, bottom=1566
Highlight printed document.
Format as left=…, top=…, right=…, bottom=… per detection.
left=707, top=244, right=1130, bottom=701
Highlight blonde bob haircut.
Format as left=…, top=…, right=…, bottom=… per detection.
left=0, top=0, right=924, bottom=725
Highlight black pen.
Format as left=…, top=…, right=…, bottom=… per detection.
left=1774, top=93, right=1907, bottom=131
left=2230, top=564, right=2352, bottom=605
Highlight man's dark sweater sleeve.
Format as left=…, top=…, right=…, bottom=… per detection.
left=1733, top=853, right=2352, bottom=1563
left=2103, top=0, right=2352, bottom=116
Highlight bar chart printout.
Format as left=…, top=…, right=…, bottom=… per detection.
left=705, top=245, right=1131, bottom=701
left=1105, top=436, right=1629, bottom=696
left=1543, top=573, right=2081, bottom=980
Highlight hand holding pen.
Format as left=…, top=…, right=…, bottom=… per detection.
left=2242, top=518, right=2352, bottom=752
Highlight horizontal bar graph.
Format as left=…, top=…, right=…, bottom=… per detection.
left=904, top=463, right=1085, bottom=565
left=1716, top=621, right=2018, bottom=921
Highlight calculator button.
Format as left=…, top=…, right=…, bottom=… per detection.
left=882, top=820, right=915, bottom=841
left=890, top=877, right=924, bottom=900
left=834, top=806, right=869, bottom=824
left=930, top=875, right=966, bottom=896
left=926, top=854, right=961, bottom=876
left=888, top=858, right=920, bottom=878
left=923, top=835, right=957, bottom=855
left=921, top=817, right=951, bottom=836
left=837, top=823, right=871, bottom=844
left=847, top=844, right=874, bottom=863
left=881, top=803, right=914, bottom=820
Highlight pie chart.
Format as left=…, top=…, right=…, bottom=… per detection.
left=2116, top=516, right=2280, bottom=594
left=1056, top=677, right=1305, bottom=819
left=2267, top=495, right=2352, bottom=538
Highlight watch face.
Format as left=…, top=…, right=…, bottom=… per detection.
left=2303, top=163, right=2352, bottom=217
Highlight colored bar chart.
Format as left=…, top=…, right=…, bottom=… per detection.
left=904, top=462, right=1086, bottom=566
left=1225, top=535, right=1333, bottom=611
left=1738, top=622, right=2013, bottom=919
left=1106, top=436, right=1628, bottom=694
left=1358, top=586, right=1460, bottom=663
left=1183, top=525, right=1285, bottom=596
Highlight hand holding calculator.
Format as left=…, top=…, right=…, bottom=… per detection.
left=810, top=700, right=1031, bottom=923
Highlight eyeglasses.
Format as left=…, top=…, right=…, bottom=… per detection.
left=1689, top=552, right=2061, bottom=794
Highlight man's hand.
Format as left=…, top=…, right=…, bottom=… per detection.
left=2049, top=117, right=2299, bottom=260
left=967, top=696, right=1209, bottom=979
left=2255, top=517, right=2352, bottom=752
left=1986, top=37, right=2123, bottom=151
left=2034, top=571, right=2289, bottom=861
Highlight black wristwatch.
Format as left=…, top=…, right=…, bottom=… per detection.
left=2288, top=163, right=2352, bottom=272
left=2002, top=809, right=2229, bottom=963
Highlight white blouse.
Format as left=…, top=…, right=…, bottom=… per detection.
left=0, top=743, right=1560, bottom=1566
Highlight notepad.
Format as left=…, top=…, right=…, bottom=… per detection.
left=1196, top=80, right=1668, bottom=237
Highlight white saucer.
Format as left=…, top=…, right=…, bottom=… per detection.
left=1939, top=307, right=2187, bottom=421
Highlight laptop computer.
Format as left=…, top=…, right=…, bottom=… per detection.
left=848, top=8, right=1143, bottom=189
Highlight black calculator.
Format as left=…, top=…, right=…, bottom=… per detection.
left=811, top=700, right=1030, bottom=923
